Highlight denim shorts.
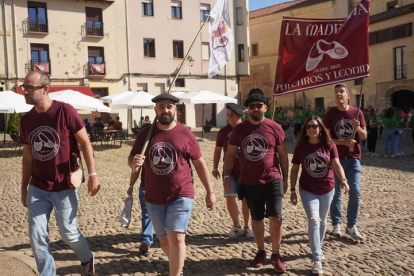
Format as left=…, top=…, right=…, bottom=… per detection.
left=146, top=197, right=194, bottom=239
left=223, top=175, right=238, bottom=197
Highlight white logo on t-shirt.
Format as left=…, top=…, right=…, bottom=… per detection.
left=305, top=152, right=329, bottom=178
left=149, top=142, right=177, bottom=175
left=242, top=134, right=269, bottom=161
left=29, top=126, right=60, bottom=161
left=335, top=119, right=354, bottom=139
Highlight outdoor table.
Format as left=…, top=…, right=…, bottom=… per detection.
left=99, top=129, right=121, bottom=147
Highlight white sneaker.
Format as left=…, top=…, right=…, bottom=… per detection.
left=371, top=153, right=379, bottom=157
left=346, top=225, right=364, bottom=240
left=391, top=155, right=395, bottom=158
left=395, top=153, right=401, bottom=157
left=80, top=252, right=95, bottom=276
left=332, top=224, right=342, bottom=237
left=227, top=226, right=243, bottom=238
left=321, top=251, right=325, bottom=261
left=384, top=155, right=388, bottom=158
left=243, top=227, right=254, bottom=239
left=312, top=260, right=323, bottom=274
left=401, top=152, right=405, bottom=156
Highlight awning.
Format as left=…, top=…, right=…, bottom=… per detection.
left=16, top=86, right=95, bottom=97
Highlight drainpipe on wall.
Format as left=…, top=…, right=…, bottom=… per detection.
left=2, top=0, right=10, bottom=90
left=124, top=0, right=132, bottom=128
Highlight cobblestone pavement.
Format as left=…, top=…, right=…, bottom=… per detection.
left=0, top=130, right=413, bottom=276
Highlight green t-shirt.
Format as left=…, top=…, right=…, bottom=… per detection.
left=411, top=116, right=414, bottom=128
left=394, top=116, right=404, bottom=128
left=369, top=115, right=378, bottom=129
left=293, top=111, right=303, bottom=124
left=382, top=117, right=397, bottom=130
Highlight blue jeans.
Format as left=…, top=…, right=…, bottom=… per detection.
left=139, top=187, right=153, bottom=245
left=394, top=128, right=403, bottom=154
left=384, top=129, right=395, bottom=155
left=300, top=188, right=334, bottom=261
left=26, top=185, right=92, bottom=276
left=330, top=159, right=362, bottom=228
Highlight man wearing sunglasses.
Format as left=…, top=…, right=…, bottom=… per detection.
left=19, top=71, right=100, bottom=276
left=223, top=94, right=289, bottom=272
left=323, top=83, right=367, bottom=241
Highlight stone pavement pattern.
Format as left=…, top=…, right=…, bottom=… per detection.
left=0, top=130, right=413, bottom=276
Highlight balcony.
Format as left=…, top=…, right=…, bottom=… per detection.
left=85, top=21, right=104, bottom=37
left=28, top=17, right=48, bottom=33
left=30, top=60, right=51, bottom=74
left=394, top=64, right=407, bottom=80
left=89, top=62, right=106, bottom=76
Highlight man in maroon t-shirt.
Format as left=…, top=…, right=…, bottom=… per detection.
left=212, top=103, right=253, bottom=239
left=128, top=93, right=216, bottom=276
left=323, top=83, right=367, bottom=241
left=20, top=71, right=100, bottom=276
left=223, top=94, right=289, bottom=272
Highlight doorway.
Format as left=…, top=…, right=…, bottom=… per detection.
left=392, top=90, right=414, bottom=112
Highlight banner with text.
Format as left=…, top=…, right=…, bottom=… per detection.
left=274, top=0, right=370, bottom=95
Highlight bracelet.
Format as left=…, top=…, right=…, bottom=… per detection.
left=213, top=169, right=219, bottom=171
left=291, top=191, right=296, bottom=194
left=223, top=175, right=230, bottom=179
left=290, top=188, right=296, bottom=192
left=341, top=178, right=348, bottom=182
left=87, top=173, right=97, bottom=177
left=208, top=191, right=215, bottom=194
left=129, top=185, right=134, bottom=188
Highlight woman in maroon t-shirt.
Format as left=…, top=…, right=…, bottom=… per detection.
left=290, top=116, right=349, bottom=274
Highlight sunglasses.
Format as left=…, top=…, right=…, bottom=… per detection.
left=248, top=103, right=264, bottom=109
left=20, top=85, right=45, bottom=92
left=305, top=124, right=319, bottom=130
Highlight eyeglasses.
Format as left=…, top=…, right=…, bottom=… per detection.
left=305, top=124, right=319, bottom=130
left=20, top=85, right=45, bottom=92
left=248, top=103, right=264, bottom=110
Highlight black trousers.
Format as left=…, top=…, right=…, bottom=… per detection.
left=367, top=128, right=378, bottom=153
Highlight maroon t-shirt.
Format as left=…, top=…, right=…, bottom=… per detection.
left=292, top=142, right=339, bottom=195
left=20, top=101, right=84, bottom=192
left=229, top=119, right=285, bottom=186
left=130, top=122, right=202, bottom=205
left=215, top=124, right=241, bottom=179
left=323, top=106, right=366, bottom=160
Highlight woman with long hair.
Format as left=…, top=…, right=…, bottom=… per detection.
left=382, top=108, right=397, bottom=157
left=290, top=116, right=349, bottom=274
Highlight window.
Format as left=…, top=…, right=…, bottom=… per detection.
left=175, top=78, right=185, bottom=87
left=144, top=39, right=155, bottom=57
left=387, top=0, right=398, bottom=10
left=173, top=40, right=184, bottom=58
left=142, top=0, right=153, bottom=16
left=354, top=78, right=363, bottom=85
left=238, top=44, right=245, bottom=62
left=137, top=83, right=148, bottom=91
left=202, top=42, right=210, bottom=60
left=31, top=43, right=50, bottom=73
left=200, top=4, right=210, bottom=21
left=28, top=1, right=48, bottom=32
left=88, top=47, right=105, bottom=75
left=236, top=7, right=243, bottom=25
left=171, top=1, right=182, bottom=19
left=355, top=94, right=365, bottom=109
left=252, top=44, right=258, bottom=56
left=394, top=46, right=407, bottom=80
left=85, top=7, right=103, bottom=36
left=369, top=23, right=412, bottom=45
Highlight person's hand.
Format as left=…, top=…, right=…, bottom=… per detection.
left=290, top=192, right=298, bottom=206
left=127, top=185, right=134, bottom=195
left=283, top=178, right=288, bottom=194
left=88, top=175, right=100, bottom=196
left=21, top=188, right=27, bottom=208
left=352, top=119, right=361, bottom=130
left=343, top=139, right=357, bottom=148
left=223, top=176, right=231, bottom=192
left=205, top=192, right=216, bottom=211
left=132, top=154, right=146, bottom=168
left=341, top=180, right=350, bottom=194
left=212, top=169, right=220, bottom=180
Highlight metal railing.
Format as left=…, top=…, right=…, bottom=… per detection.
left=30, top=59, right=51, bottom=74
left=86, top=21, right=104, bottom=36
left=88, top=62, right=106, bottom=75
left=28, top=17, right=48, bottom=33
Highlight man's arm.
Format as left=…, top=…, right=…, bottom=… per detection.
left=212, top=146, right=222, bottom=179
left=326, top=128, right=357, bottom=148
left=74, top=127, right=100, bottom=196
left=222, top=145, right=238, bottom=192
left=191, top=157, right=216, bottom=210
left=21, top=144, right=33, bottom=207
left=276, top=143, right=289, bottom=193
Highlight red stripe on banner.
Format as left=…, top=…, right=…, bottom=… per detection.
left=274, top=0, right=370, bottom=95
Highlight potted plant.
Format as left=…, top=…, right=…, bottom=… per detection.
left=131, top=119, right=139, bottom=134
left=202, top=119, right=212, bottom=133
left=7, top=112, right=20, bottom=135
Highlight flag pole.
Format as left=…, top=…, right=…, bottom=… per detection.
left=271, top=95, right=277, bottom=121
left=131, top=15, right=211, bottom=179
left=351, top=78, right=365, bottom=140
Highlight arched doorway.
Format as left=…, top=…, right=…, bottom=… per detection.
left=392, top=90, right=414, bottom=111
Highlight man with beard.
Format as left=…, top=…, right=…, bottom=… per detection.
left=323, top=83, right=367, bottom=240
left=212, top=103, right=253, bottom=239
left=128, top=93, right=216, bottom=276
left=19, top=71, right=100, bottom=276
left=223, top=94, right=289, bottom=272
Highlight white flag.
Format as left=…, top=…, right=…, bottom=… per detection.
left=208, top=0, right=233, bottom=78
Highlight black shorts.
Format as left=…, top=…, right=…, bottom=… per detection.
left=242, top=179, right=284, bottom=221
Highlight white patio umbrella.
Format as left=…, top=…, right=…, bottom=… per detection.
left=111, top=91, right=155, bottom=109
left=170, top=91, right=186, bottom=98
left=177, top=90, right=237, bottom=140
left=100, top=91, right=136, bottom=104
left=48, top=89, right=110, bottom=113
left=0, top=91, right=34, bottom=144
